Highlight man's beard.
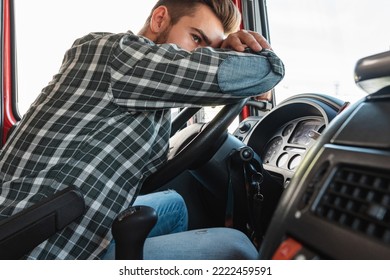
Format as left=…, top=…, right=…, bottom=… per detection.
left=154, top=24, right=172, bottom=44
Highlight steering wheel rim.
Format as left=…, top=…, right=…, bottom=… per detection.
left=141, top=98, right=248, bottom=193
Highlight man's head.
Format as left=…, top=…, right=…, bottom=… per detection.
left=138, top=0, right=241, bottom=51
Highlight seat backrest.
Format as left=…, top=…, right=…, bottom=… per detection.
left=0, top=186, right=85, bottom=259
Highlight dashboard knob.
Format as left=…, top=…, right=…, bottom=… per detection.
left=239, top=147, right=254, bottom=161
left=239, top=122, right=251, bottom=133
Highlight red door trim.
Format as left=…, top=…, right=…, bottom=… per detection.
left=2, top=0, right=17, bottom=144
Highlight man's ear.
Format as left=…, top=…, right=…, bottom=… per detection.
left=150, top=6, right=171, bottom=34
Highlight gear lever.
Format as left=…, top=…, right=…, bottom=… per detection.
left=112, top=205, right=158, bottom=260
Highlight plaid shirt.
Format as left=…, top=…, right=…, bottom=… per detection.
left=0, top=31, right=284, bottom=259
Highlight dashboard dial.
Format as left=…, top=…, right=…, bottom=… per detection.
left=277, top=152, right=289, bottom=168
left=282, top=123, right=294, bottom=137
left=288, top=154, right=302, bottom=170
left=263, top=136, right=283, bottom=164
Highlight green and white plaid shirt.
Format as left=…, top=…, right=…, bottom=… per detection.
left=0, top=31, right=284, bottom=259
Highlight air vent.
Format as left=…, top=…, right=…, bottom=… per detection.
left=314, top=165, right=390, bottom=244
left=298, top=161, right=330, bottom=210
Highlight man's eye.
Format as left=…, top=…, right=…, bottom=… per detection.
left=192, top=34, right=202, bottom=44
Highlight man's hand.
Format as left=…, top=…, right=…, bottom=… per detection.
left=220, top=30, right=271, bottom=52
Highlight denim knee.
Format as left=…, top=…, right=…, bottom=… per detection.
left=133, top=190, right=188, bottom=237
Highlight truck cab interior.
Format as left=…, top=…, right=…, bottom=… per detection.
left=0, top=0, right=390, bottom=260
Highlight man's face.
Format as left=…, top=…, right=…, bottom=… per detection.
left=156, top=4, right=225, bottom=51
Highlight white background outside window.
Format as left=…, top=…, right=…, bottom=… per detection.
left=15, top=0, right=156, bottom=115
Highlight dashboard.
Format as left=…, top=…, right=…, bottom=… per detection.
left=234, top=94, right=343, bottom=187
left=262, top=117, right=325, bottom=171
left=246, top=51, right=390, bottom=260
left=255, top=96, right=390, bottom=260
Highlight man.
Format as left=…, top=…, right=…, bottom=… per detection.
left=0, top=0, right=284, bottom=259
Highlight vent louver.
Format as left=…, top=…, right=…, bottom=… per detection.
left=314, top=165, right=390, bottom=243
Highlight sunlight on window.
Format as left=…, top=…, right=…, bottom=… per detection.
left=266, top=0, right=390, bottom=105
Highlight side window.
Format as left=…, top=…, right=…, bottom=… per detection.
left=14, top=0, right=156, bottom=116
left=266, top=0, right=390, bottom=105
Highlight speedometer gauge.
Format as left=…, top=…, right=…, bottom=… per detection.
left=263, top=136, right=283, bottom=164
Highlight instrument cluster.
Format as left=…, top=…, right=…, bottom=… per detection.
left=262, top=117, right=325, bottom=171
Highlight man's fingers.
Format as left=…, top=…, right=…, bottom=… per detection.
left=250, top=31, right=272, bottom=50
left=221, top=30, right=271, bottom=52
left=220, top=33, right=246, bottom=51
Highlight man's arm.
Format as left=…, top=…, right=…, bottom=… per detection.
left=109, top=32, right=284, bottom=111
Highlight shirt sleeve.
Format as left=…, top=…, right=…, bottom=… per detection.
left=110, top=34, right=284, bottom=111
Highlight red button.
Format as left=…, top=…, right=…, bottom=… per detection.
left=272, top=238, right=302, bottom=260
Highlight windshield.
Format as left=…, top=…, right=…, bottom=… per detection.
left=266, top=0, right=390, bottom=105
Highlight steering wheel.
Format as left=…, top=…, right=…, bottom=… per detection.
left=141, top=98, right=248, bottom=193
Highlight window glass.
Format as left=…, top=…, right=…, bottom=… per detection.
left=266, top=0, right=390, bottom=105
left=14, top=0, right=156, bottom=115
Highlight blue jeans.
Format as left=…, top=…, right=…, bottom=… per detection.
left=103, top=190, right=259, bottom=260
left=144, top=227, right=258, bottom=260
left=102, top=189, right=188, bottom=259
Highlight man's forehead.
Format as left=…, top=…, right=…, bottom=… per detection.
left=188, top=5, right=224, bottom=34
